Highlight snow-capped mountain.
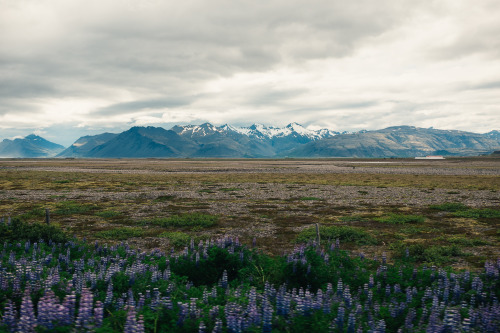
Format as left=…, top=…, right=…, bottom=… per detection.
left=173, top=122, right=338, bottom=140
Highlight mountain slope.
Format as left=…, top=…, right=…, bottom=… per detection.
left=0, top=135, right=64, bottom=158
left=172, top=123, right=276, bottom=157
left=86, top=126, right=198, bottom=158
left=57, top=133, right=118, bottom=157
left=288, top=126, right=500, bottom=158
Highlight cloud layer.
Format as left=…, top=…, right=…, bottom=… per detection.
left=1, top=0, right=499, bottom=145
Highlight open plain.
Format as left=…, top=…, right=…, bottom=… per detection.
left=1, top=157, right=499, bottom=269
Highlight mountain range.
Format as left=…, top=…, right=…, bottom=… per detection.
left=0, top=134, right=65, bottom=158
left=1, top=124, right=499, bottom=158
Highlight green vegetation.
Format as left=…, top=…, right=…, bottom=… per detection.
left=440, top=236, right=489, bottom=246
left=219, top=187, right=241, bottom=192
left=95, top=210, right=122, bottom=218
left=296, top=225, right=377, bottom=245
left=142, top=213, right=218, bottom=228
left=392, top=242, right=466, bottom=265
left=375, top=214, right=425, bottom=224
left=18, top=207, right=46, bottom=220
left=400, top=226, right=426, bottom=234
left=429, top=202, right=500, bottom=218
left=338, top=215, right=368, bottom=222
left=153, top=195, right=176, bottom=202
left=158, top=231, right=190, bottom=248
left=299, top=197, right=322, bottom=201
left=454, top=208, right=500, bottom=218
left=95, top=227, right=144, bottom=240
left=54, top=200, right=96, bottom=215
left=0, top=218, right=69, bottom=243
left=429, top=202, right=468, bottom=212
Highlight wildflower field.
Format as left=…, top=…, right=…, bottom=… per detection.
left=0, top=158, right=499, bottom=332
left=0, top=219, right=499, bottom=332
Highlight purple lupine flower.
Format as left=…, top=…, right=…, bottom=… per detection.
left=94, top=301, right=104, bottom=328
left=18, top=288, right=36, bottom=333
left=136, top=315, right=145, bottom=333
left=336, top=306, right=345, bottom=331
left=62, top=291, right=76, bottom=325
left=2, top=299, right=17, bottom=332
left=37, top=288, right=58, bottom=329
left=212, top=318, right=223, bottom=333
left=347, top=312, right=356, bottom=333
left=374, top=319, right=386, bottom=333
left=262, top=298, right=273, bottom=333
left=221, top=270, right=228, bottom=289
left=124, top=305, right=138, bottom=333
left=199, top=321, right=207, bottom=333
left=177, top=302, right=188, bottom=327
left=75, top=287, right=94, bottom=330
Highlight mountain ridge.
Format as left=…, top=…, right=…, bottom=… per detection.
left=2, top=124, right=499, bottom=158
left=0, top=135, right=64, bottom=158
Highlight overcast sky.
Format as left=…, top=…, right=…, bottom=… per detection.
left=1, top=0, right=500, bottom=145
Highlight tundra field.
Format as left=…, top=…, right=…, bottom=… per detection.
left=0, top=157, right=499, bottom=269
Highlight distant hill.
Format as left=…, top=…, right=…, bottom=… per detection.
left=57, top=133, right=118, bottom=157
left=0, top=135, right=64, bottom=158
left=288, top=126, right=500, bottom=158
left=84, top=126, right=198, bottom=158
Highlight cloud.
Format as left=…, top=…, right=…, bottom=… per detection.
left=0, top=0, right=499, bottom=141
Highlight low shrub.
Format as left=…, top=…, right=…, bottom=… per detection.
left=158, top=231, right=191, bottom=248
left=95, top=210, right=122, bottom=218
left=338, top=215, right=368, bottom=222
left=143, top=213, right=218, bottom=228
left=95, top=227, right=144, bottom=240
left=0, top=218, right=69, bottom=243
left=443, top=236, right=489, bottom=246
left=18, top=207, right=46, bottom=220
left=153, top=195, right=176, bottom=202
left=54, top=201, right=95, bottom=215
left=429, top=202, right=468, bottom=212
left=395, top=243, right=465, bottom=264
left=453, top=208, right=500, bottom=219
left=296, top=225, right=377, bottom=245
left=375, top=214, right=425, bottom=224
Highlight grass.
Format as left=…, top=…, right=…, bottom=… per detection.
left=54, top=201, right=96, bottom=215
left=393, top=243, right=466, bottom=265
left=338, top=215, right=368, bottom=222
left=439, top=236, right=490, bottom=246
left=299, top=197, right=322, bottom=201
left=429, top=202, right=469, bottom=212
left=18, top=207, right=46, bottom=220
left=400, top=226, right=426, bottom=234
left=95, top=227, right=144, bottom=240
left=453, top=208, right=500, bottom=219
left=0, top=218, right=69, bottom=243
left=158, top=231, right=191, bottom=248
left=296, top=225, right=378, bottom=245
left=153, top=195, right=176, bottom=202
left=375, top=214, right=425, bottom=224
left=142, top=213, right=218, bottom=228
left=219, top=188, right=241, bottom=192
left=95, top=210, right=122, bottom=218
left=2, top=168, right=499, bottom=191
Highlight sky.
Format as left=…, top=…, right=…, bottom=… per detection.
left=1, top=0, right=500, bottom=146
